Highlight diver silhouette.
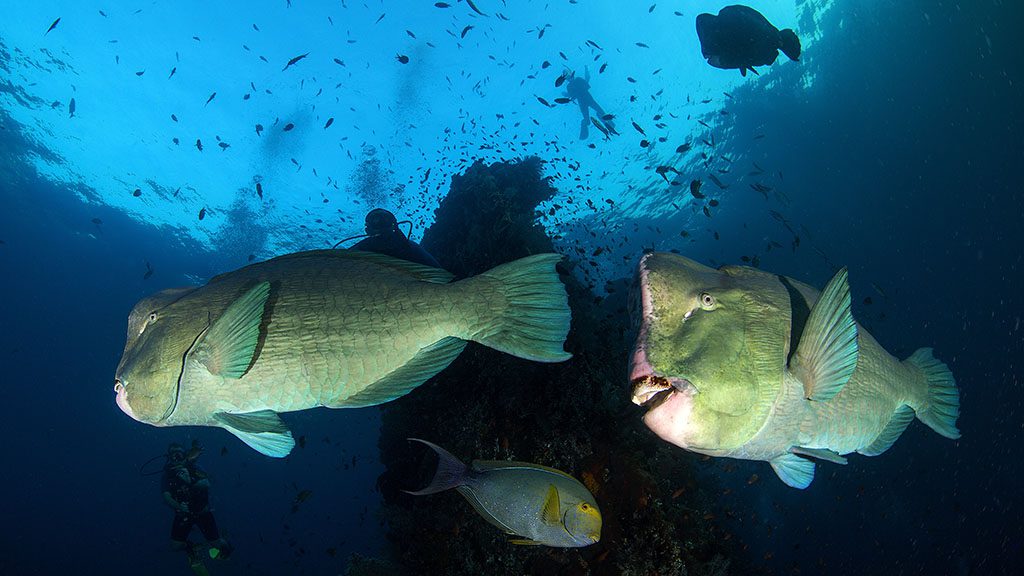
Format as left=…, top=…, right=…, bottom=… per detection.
left=161, top=442, right=232, bottom=575
left=350, top=208, right=442, bottom=269
left=564, top=67, right=616, bottom=140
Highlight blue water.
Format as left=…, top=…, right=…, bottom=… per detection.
left=1, top=1, right=1021, bottom=574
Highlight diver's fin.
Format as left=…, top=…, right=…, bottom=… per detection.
left=791, top=267, right=859, bottom=402
left=334, top=337, right=467, bottom=408
left=860, top=404, right=916, bottom=456
left=404, top=438, right=469, bottom=495
left=541, top=484, right=562, bottom=526
left=196, top=281, right=269, bottom=379
left=461, top=254, right=572, bottom=363
left=790, top=446, right=848, bottom=465
left=770, top=454, right=815, bottom=489
left=215, top=409, right=294, bottom=457
left=509, top=539, right=543, bottom=546
left=904, top=348, right=961, bottom=439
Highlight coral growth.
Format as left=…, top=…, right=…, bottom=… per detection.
left=372, top=158, right=737, bottom=575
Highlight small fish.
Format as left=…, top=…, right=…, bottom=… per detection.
left=554, top=73, right=567, bottom=88
left=375, top=13, right=385, bottom=24
left=703, top=205, right=712, bottom=217
left=135, top=70, right=145, bottom=77
left=635, top=42, right=650, bottom=48
left=68, top=98, right=76, bottom=118
left=689, top=179, right=705, bottom=199
left=143, top=260, right=153, bottom=280
left=466, top=0, right=487, bottom=16
left=204, top=92, right=216, bottom=106
left=255, top=124, right=263, bottom=136
left=132, top=188, right=142, bottom=197
left=195, top=139, right=203, bottom=151
left=282, top=53, right=309, bottom=71
left=291, top=489, right=313, bottom=513
left=599, top=63, right=607, bottom=74
left=396, top=54, right=409, bottom=64
left=45, top=17, right=61, bottom=35
left=461, top=25, right=474, bottom=39
left=675, top=143, right=691, bottom=154
left=256, top=182, right=264, bottom=199
left=406, top=439, right=601, bottom=547
left=536, top=96, right=553, bottom=107
left=553, top=97, right=570, bottom=104
left=168, top=67, right=176, bottom=79
left=218, top=142, right=229, bottom=150
left=631, top=121, right=646, bottom=136
left=434, top=2, right=451, bottom=7
left=333, top=58, right=345, bottom=66
left=324, top=117, right=334, bottom=129
left=283, top=123, right=294, bottom=131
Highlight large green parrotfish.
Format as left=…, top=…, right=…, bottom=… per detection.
left=114, top=250, right=572, bottom=457
left=405, top=439, right=602, bottom=547
left=629, top=253, right=960, bottom=489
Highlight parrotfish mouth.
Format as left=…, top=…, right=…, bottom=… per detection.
left=629, top=253, right=698, bottom=409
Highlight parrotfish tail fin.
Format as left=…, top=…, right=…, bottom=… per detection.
left=467, top=254, right=572, bottom=362
left=780, top=29, right=801, bottom=61
left=905, top=348, right=961, bottom=439
left=404, top=438, right=468, bottom=496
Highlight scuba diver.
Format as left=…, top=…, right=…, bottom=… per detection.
left=161, top=442, right=233, bottom=575
left=349, top=208, right=442, bottom=268
left=564, top=66, right=616, bottom=140
left=695, top=5, right=801, bottom=77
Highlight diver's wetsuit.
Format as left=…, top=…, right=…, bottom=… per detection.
left=565, top=68, right=614, bottom=140
left=352, top=231, right=441, bottom=268
left=162, top=462, right=221, bottom=546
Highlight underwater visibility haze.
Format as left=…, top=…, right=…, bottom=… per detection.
left=1, top=1, right=1022, bottom=575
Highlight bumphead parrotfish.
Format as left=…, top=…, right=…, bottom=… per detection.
left=114, top=250, right=572, bottom=457
left=406, top=439, right=601, bottom=547
left=695, top=5, right=801, bottom=77
left=630, top=253, right=960, bottom=489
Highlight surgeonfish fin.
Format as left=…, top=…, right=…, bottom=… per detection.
left=770, top=453, right=815, bottom=489
left=195, top=281, right=270, bottom=378
left=859, top=405, right=916, bottom=456
left=335, top=337, right=466, bottom=407
left=509, top=539, right=543, bottom=546
left=790, top=267, right=858, bottom=402
left=541, top=484, right=562, bottom=526
left=215, top=409, right=294, bottom=457
left=790, top=446, right=848, bottom=465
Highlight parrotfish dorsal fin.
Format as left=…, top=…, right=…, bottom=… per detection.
left=790, top=267, right=859, bottom=402
left=770, top=453, right=815, bottom=489
left=790, top=446, right=848, bottom=465
left=541, top=484, right=562, bottom=526
left=215, top=409, right=294, bottom=457
left=196, top=281, right=269, bottom=379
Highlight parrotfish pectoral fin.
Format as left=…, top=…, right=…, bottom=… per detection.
left=196, top=281, right=270, bottom=378
left=770, top=454, right=815, bottom=489
left=791, top=267, right=859, bottom=402
left=215, top=409, right=294, bottom=457
left=541, top=484, right=562, bottom=526
left=790, top=446, right=848, bottom=465
left=334, top=337, right=467, bottom=408
left=859, top=405, right=915, bottom=456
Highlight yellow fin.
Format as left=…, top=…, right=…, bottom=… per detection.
left=541, top=484, right=561, bottom=526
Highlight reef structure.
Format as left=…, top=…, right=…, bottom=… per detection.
left=363, top=158, right=735, bottom=576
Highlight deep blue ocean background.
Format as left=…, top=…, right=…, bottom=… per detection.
left=1, top=1, right=1021, bottom=574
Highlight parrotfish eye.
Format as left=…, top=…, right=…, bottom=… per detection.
left=148, top=312, right=158, bottom=322
left=699, top=292, right=716, bottom=309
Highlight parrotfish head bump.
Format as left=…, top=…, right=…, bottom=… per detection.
left=630, top=253, right=780, bottom=455
left=114, top=287, right=203, bottom=425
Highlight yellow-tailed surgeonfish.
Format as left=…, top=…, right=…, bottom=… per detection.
left=405, top=439, right=601, bottom=547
